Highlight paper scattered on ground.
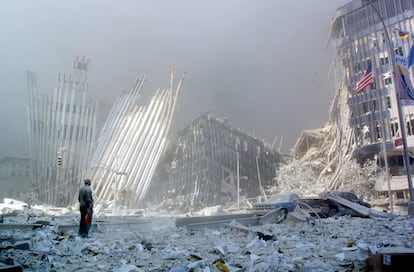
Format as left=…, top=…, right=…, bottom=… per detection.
left=2, top=198, right=414, bottom=271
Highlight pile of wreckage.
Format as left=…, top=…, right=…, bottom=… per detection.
left=2, top=196, right=414, bottom=271
left=272, top=77, right=390, bottom=210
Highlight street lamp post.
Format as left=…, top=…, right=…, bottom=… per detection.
left=57, top=146, right=88, bottom=205
left=224, top=145, right=241, bottom=210
left=256, top=155, right=267, bottom=201
left=236, top=151, right=240, bottom=210
left=113, top=175, right=117, bottom=215
left=368, top=2, right=414, bottom=215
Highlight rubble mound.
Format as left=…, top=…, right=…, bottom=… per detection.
left=273, top=81, right=380, bottom=201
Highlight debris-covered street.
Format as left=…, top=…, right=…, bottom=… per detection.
left=1, top=200, right=414, bottom=272
left=4, top=1, right=414, bottom=271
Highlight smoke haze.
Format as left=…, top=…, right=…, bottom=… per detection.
left=0, top=0, right=349, bottom=157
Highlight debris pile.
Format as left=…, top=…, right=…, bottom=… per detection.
left=2, top=199, right=414, bottom=271
left=152, top=113, right=283, bottom=212
left=273, top=81, right=381, bottom=202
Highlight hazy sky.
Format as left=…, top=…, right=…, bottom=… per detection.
left=0, top=0, right=349, bottom=157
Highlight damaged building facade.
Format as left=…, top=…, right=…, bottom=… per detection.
left=27, top=56, right=185, bottom=209
left=85, top=71, right=185, bottom=210
left=156, top=114, right=284, bottom=211
left=27, top=57, right=97, bottom=207
left=330, top=0, right=414, bottom=201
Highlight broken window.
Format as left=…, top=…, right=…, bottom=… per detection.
left=380, top=56, right=389, bottom=65
left=395, top=46, right=404, bottom=56
left=353, top=62, right=362, bottom=74
left=390, top=120, right=399, bottom=137
left=376, top=121, right=382, bottom=140
left=386, top=96, right=391, bottom=108
left=384, top=77, right=392, bottom=86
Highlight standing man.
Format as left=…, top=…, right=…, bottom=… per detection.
left=78, top=179, right=94, bottom=238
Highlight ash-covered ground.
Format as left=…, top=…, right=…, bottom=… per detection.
left=1, top=199, right=414, bottom=271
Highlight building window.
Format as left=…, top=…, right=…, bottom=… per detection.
left=396, top=191, right=404, bottom=199
left=395, top=46, right=404, bottom=56
left=380, top=56, right=389, bottom=65
left=362, top=102, right=368, bottom=114
left=381, top=32, right=386, bottom=44
left=372, top=99, right=378, bottom=112
left=391, top=121, right=399, bottom=137
left=387, top=96, right=391, bottom=108
left=409, top=116, right=414, bottom=136
left=371, top=80, right=377, bottom=90
left=384, top=77, right=392, bottom=85
left=353, top=62, right=362, bottom=74
left=376, top=121, right=381, bottom=140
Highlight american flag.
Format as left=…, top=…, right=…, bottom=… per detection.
left=356, top=61, right=375, bottom=93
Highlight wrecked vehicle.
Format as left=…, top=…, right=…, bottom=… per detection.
left=320, top=191, right=371, bottom=208
left=252, top=191, right=373, bottom=220
left=295, top=197, right=331, bottom=218
left=320, top=191, right=371, bottom=217
left=252, top=193, right=299, bottom=219
left=297, top=191, right=372, bottom=218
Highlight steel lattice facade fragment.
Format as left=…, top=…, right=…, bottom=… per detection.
left=27, top=56, right=97, bottom=206
left=156, top=114, right=283, bottom=211
left=85, top=71, right=184, bottom=210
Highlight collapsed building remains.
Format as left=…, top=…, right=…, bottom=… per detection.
left=27, top=57, right=97, bottom=207
left=86, top=70, right=184, bottom=210
left=274, top=0, right=414, bottom=210
left=27, top=57, right=185, bottom=209
left=153, top=114, right=284, bottom=211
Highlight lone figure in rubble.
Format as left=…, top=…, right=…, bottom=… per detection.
left=78, top=179, right=94, bottom=238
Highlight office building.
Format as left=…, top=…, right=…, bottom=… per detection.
left=331, top=0, right=414, bottom=200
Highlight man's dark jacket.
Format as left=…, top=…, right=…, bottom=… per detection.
left=79, top=185, right=93, bottom=210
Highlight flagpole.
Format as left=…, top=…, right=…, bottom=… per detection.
left=368, top=27, right=394, bottom=213
left=368, top=2, right=414, bottom=215
left=375, top=68, right=393, bottom=212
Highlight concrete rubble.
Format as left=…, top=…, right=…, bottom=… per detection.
left=2, top=199, right=414, bottom=271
